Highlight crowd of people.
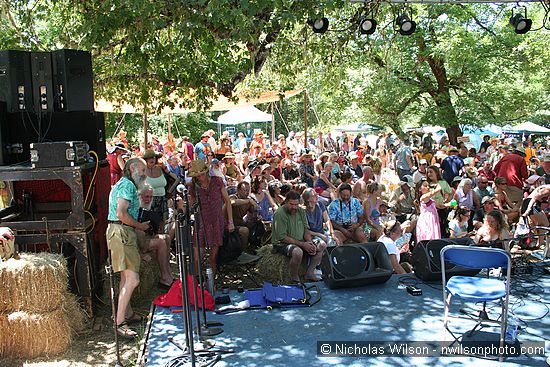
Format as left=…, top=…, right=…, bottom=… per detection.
left=105, top=126, right=550, bottom=338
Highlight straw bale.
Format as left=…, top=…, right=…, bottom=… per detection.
left=135, top=259, right=160, bottom=302
left=0, top=253, right=67, bottom=313
left=0, top=308, right=72, bottom=358
left=62, top=293, right=87, bottom=333
left=256, top=245, right=308, bottom=284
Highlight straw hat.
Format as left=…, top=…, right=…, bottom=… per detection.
left=465, top=166, right=478, bottom=177
left=142, top=149, right=162, bottom=159
left=187, top=160, right=209, bottom=177
left=223, top=152, right=236, bottom=160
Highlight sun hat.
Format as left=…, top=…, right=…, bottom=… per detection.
left=142, top=149, right=162, bottom=160
left=187, top=160, right=209, bottom=177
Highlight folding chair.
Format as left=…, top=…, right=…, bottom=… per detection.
left=217, top=252, right=261, bottom=287
left=441, top=245, right=512, bottom=361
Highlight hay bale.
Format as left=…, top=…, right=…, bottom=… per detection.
left=135, top=258, right=160, bottom=302
left=0, top=309, right=72, bottom=358
left=256, top=245, right=308, bottom=284
left=0, top=253, right=67, bottom=313
left=62, top=293, right=87, bottom=333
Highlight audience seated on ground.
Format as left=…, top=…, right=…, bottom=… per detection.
left=272, top=190, right=327, bottom=283
left=302, top=188, right=342, bottom=247
left=137, top=185, right=174, bottom=289
left=328, top=183, right=368, bottom=244
left=378, top=221, right=412, bottom=274
left=229, top=181, right=259, bottom=251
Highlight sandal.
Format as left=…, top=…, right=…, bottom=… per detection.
left=116, top=321, right=137, bottom=339
left=125, top=311, right=146, bottom=324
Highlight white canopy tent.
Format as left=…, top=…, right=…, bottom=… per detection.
left=216, top=105, right=272, bottom=125
left=503, top=121, right=550, bottom=135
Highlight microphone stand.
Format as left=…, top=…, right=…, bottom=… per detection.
left=106, top=250, right=124, bottom=367
left=167, top=186, right=227, bottom=367
left=192, top=194, right=223, bottom=338
left=173, top=188, right=197, bottom=367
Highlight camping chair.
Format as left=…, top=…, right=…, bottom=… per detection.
left=441, top=245, right=511, bottom=361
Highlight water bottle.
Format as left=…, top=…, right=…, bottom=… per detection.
left=505, top=313, right=519, bottom=343
left=205, top=267, right=215, bottom=296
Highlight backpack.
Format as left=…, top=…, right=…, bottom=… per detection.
left=248, top=221, right=266, bottom=248
left=218, top=230, right=242, bottom=264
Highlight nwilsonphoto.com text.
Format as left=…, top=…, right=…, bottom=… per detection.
left=317, top=341, right=546, bottom=358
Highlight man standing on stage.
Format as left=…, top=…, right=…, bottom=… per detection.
left=107, top=157, right=150, bottom=339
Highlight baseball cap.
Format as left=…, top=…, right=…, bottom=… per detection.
left=527, top=174, right=542, bottom=185
left=419, top=159, right=428, bottom=165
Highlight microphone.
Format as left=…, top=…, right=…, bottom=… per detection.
left=176, top=184, right=187, bottom=194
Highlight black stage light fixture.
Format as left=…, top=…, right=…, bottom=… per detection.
left=509, top=13, right=532, bottom=34
left=359, top=17, right=377, bottom=35
left=309, top=17, right=329, bottom=34
left=396, top=14, right=416, bottom=36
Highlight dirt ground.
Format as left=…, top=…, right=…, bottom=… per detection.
left=4, top=293, right=154, bottom=367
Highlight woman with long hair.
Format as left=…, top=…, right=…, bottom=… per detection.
left=251, top=177, right=278, bottom=221
left=494, top=177, right=520, bottom=223
left=474, top=209, right=511, bottom=251
left=143, top=150, right=173, bottom=234
left=314, top=161, right=338, bottom=201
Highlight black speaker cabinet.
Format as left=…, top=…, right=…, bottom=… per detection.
left=0, top=101, right=7, bottom=165
left=2, top=110, right=106, bottom=165
left=52, top=49, right=94, bottom=112
left=412, top=239, right=481, bottom=281
left=0, top=50, right=33, bottom=113
left=321, top=242, right=393, bottom=289
left=30, top=52, right=54, bottom=113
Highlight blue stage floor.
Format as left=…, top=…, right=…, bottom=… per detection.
left=143, top=271, right=550, bottom=367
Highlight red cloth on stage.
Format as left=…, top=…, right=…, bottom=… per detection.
left=153, top=276, right=215, bottom=310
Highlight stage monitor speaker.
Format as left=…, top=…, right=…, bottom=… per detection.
left=30, top=52, right=54, bottom=113
left=411, top=238, right=481, bottom=281
left=0, top=101, right=7, bottom=165
left=321, top=242, right=393, bottom=289
left=52, top=49, right=94, bottom=112
left=0, top=50, right=33, bottom=113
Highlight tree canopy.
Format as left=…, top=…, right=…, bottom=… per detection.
left=1, top=1, right=549, bottom=142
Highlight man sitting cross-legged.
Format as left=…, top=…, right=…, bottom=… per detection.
left=136, top=184, right=175, bottom=290
left=272, top=190, right=327, bottom=283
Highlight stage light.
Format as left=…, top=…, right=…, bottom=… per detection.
left=309, top=17, right=329, bottom=34
left=396, top=14, right=416, bottom=36
left=359, top=17, right=377, bottom=35
left=509, top=13, right=532, bottom=34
